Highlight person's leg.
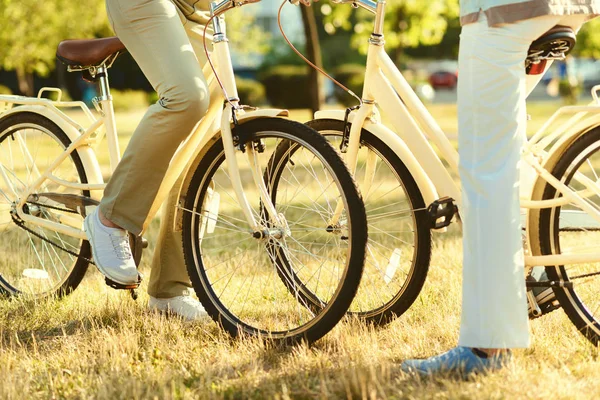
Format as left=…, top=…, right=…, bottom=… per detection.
left=147, top=2, right=216, bottom=303
left=402, top=12, right=563, bottom=376
left=84, top=0, right=211, bottom=285
left=456, top=13, right=566, bottom=350
left=146, top=3, right=229, bottom=321
left=459, top=12, right=588, bottom=349
left=147, top=176, right=191, bottom=298
left=99, top=0, right=210, bottom=235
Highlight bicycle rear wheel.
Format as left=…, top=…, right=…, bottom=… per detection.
left=182, top=118, right=367, bottom=344
left=537, top=127, right=600, bottom=345
left=0, top=112, right=90, bottom=297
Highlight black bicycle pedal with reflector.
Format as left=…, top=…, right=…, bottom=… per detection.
left=427, top=197, right=457, bottom=229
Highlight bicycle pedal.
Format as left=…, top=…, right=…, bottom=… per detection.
left=427, top=197, right=457, bottom=229
left=105, top=273, right=142, bottom=291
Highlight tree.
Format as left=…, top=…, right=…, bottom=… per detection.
left=0, top=0, right=109, bottom=96
left=225, top=7, right=271, bottom=61
left=572, top=18, right=600, bottom=59
left=300, top=6, right=325, bottom=114
left=323, top=0, right=459, bottom=63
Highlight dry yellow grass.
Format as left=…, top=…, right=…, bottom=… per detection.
left=1, top=223, right=600, bottom=399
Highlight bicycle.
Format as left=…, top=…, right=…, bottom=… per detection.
left=279, top=0, right=600, bottom=345
left=0, top=0, right=368, bottom=345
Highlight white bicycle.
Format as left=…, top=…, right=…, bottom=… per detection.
left=282, top=0, right=600, bottom=345
left=0, top=0, right=368, bottom=344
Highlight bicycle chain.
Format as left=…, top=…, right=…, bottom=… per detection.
left=27, top=200, right=81, bottom=215
left=10, top=211, right=95, bottom=265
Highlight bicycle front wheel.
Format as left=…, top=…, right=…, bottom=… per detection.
left=304, top=119, right=431, bottom=326
left=182, top=118, right=367, bottom=344
left=536, top=127, right=600, bottom=345
left=0, top=112, right=90, bottom=298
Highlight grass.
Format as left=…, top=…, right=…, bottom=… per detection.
left=1, top=101, right=600, bottom=399
left=2, top=226, right=600, bottom=399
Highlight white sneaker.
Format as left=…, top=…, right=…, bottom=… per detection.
left=83, top=208, right=138, bottom=285
left=148, top=295, right=209, bottom=321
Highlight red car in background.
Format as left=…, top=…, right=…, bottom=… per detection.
left=429, top=71, right=458, bottom=89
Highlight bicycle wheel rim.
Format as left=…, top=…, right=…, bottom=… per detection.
left=305, top=120, right=430, bottom=324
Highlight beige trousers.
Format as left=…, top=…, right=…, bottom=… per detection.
left=101, top=0, right=213, bottom=298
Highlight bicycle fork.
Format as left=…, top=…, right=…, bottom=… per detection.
left=219, top=103, right=286, bottom=238
left=329, top=104, right=374, bottom=226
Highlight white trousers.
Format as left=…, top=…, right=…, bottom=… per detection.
left=457, top=12, right=587, bottom=348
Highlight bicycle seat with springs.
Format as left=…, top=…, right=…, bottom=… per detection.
left=526, top=25, right=576, bottom=75
left=56, top=37, right=126, bottom=73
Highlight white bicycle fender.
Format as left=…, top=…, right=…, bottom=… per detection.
left=543, top=114, right=600, bottom=171
left=234, top=108, right=289, bottom=123
left=314, top=110, right=439, bottom=207
left=0, top=105, right=104, bottom=200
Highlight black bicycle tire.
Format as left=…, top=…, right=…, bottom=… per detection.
left=0, top=112, right=90, bottom=298
left=181, top=118, right=367, bottom=344
left=293, top=119, right=431, bottom=325
left=538, top=126, right=600, bottom=345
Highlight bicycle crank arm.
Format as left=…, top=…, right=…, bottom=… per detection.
left=526, top=280, right=573, bottom=289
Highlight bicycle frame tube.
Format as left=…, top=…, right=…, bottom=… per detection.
left=357, top=40, right=461, bottom=202
left=13, top=116, right=107, bottom=240
left=211, top=17, right=282, bottom=230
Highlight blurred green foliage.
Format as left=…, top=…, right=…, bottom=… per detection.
left=0, top=0, right=110, bottom=94
left=259, top=65, right=310, bottom=108
left=0, top=0, right=270, bottom=96
left=0, top=85, right=12, bottom=95
left=236, top=77, right=267, bottom=106
left=321, top=0, right=460, bottom=60
left=331, top=64, right=365, bottom=106
left=572, top=18, right=600, bottom=59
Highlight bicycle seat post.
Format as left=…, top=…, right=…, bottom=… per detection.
left=93, top=64, right=121, bottom=171
left=96, top=65, right=111, bottom=103
left=373, top=0, right=386, bottom=36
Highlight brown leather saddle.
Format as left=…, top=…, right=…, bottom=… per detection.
left=56, top=37, right=126, bottom=70
left=526, top=25, right=576, bottom=75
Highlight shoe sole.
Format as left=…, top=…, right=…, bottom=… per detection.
left=148, top=306, right=208, bottom=322
left=148, top=300, right=209, bottom=322
left=83, top=212, right=137, bottom=286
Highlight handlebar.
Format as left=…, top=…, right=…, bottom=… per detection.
left=331, top=0, right=377, bottom=14
left=210, top=0, right=261, bottom=16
